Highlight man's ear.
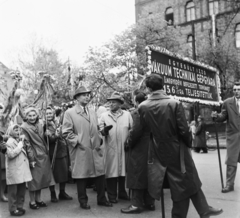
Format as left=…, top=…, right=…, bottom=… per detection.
left=147, top=87, right=153, bottom=93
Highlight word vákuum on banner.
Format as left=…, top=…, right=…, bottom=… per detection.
left=145, top=45, right=221, bottom=105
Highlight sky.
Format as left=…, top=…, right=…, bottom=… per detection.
left=0, top=0, right=135, bottom=68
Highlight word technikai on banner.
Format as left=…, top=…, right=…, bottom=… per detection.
left=146, top=45, right=222, bottom=105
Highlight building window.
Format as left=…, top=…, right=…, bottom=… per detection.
left=186, top=1, right=196, bottom=22
left=236, top=24, right=240, bottom=48
left=165, top=7, right=174, bottom=25
left=187, top=35, right=193, bottom=56
left=209, top=0, right=219, bottom=15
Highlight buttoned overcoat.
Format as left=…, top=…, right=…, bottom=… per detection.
left=6, top=137, right=32, bottom=185
left=215, top=97, right=240, bottom=166
left=126, top=109, right=150, bottom=189
left=99, top=110, right=132, bottom=178
left=138, top=90, right=201, bottom=202
left=62, top=104, right=104, bottom=179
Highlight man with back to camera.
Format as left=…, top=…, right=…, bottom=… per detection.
left=137, top=74, right=223, bottom=218
left=62, top=86, right=112, bottom=210
left=211, top=81, right=240, bottom=193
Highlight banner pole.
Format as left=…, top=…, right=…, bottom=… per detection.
left=214, top=121, right=224, bottom=189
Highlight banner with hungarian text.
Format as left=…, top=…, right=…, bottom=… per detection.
left=146, top=45, right=221, bottom=105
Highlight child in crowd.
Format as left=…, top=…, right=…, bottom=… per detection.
left=6, top=124, right=32, bottom=216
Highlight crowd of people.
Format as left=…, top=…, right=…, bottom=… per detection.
left=3, top=73, right=238, bottom=217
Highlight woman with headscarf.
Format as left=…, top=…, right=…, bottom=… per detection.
left=21, top=107, right=54, bottom=209
left=44, top=106, right=72, bottom=202
left=5, top=124, right=32, bottom=216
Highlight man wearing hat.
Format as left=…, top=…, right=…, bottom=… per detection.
left=62, top=86, right=112, bottom=210
left=99, top=91, right=133, bottom=203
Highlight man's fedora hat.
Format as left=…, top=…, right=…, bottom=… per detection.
left=73, top=86, right=91, bottom=99
left=107, top=91, right=124, bottom=104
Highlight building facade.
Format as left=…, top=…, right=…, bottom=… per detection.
left=135, top=0, right=240, bottom=49
left=135, top=0, right=240, bottom=123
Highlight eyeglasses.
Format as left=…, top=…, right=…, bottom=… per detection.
left=233, top=89, right=240, bottom=91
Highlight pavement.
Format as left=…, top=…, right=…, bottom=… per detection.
left=0, top=149, right=240, bottom=218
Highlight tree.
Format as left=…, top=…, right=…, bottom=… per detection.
left=18, top=45, right=81, bottom=105
left=83, top=27, right=140, bottom=105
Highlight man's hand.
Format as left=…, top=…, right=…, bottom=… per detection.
left=211, top=111, right=218, bottom=118
left=30, top=162, right=36, bottom=168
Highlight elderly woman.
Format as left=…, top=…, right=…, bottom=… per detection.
left=21, top=107, right=54, bottom=209
left=6, top=124, right=32, bottom=216
left=44, top=106, right=72, bottom=202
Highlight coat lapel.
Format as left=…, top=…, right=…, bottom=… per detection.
left=229, top=97, right=239, bottom=115
left=75, top=105, right=90, bottom=122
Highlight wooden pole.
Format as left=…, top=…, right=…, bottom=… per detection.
left=214, top=121, right=224, bottom=189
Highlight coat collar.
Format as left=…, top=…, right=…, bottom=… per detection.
left=229, top=96, right=239, bottom=115
left=107, top=109, right=123, bottom=122
left=148, top=90, right=170, bottom=100
left=75, top=104, right=90, bottom=122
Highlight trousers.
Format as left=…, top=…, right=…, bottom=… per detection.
left=106, top=176, right=127, bottom=200
left=76, top=175, right=107, bottom=204
left=226, top=165, right=237, bottom=187
left=8, top=183, right=26, bottom=212
left=131, top=189, right=155, bottom=207
left=172, top=188, right=209, bottom=218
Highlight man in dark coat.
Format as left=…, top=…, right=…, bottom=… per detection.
left=212, top=81, right=240, bottom=193
left=136, top=74, right=223, bottom=218
left=121, top=90, right=154, bottom=214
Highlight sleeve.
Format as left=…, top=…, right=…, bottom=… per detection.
left=128, top=112, right=144, bottom=148
left=195, top=123, right=202, bottom=135
left=62, top=111, right=78, bottom=148
left=6, top=140, right=22, bottom=160
left=176, top=102, right=192, bottom=148
left=215, top=101, right=228, bottom=122
left=21, top=129, right=35, bottom=163
left=98, top=114, right=105, bottom=131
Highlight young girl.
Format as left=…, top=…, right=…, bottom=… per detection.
left=6, top=124, right=32, bottom=216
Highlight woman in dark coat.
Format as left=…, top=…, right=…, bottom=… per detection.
left=194, top=115, right=207, bottom=153
left=44, top=107, right=72, bottom=202
left=122, top=91, right=154, bottom=214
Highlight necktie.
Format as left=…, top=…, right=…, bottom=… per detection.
left=83, top=107, right=87, bottom=115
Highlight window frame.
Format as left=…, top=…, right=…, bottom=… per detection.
left=186, top=1, right=196, bottom=22
left=165, top=7, right=174, bottom=25
left=209, top=0, right=219, bottom=16
left=235, top=23, right=240, bottom=48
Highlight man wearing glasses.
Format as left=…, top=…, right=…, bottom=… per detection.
left=212, top=81, right=240, bottom=193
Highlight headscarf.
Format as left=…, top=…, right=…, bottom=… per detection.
left=25, top=107, right=38, bottom=116
left=7, top=124, right=20, bottom=139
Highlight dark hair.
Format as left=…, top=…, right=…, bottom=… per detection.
left=145, top=74, right=164, bottom=91
left=234, top=81, right=240, bottom=86
left=134, top=91, right=146, bottom=104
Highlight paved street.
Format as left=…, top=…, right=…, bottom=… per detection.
left=0, top=149, right=239, bottom=218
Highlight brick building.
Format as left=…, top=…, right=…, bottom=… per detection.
left=135, top=0, right=240, bottom=123
left=135, top=0, right=240, bottom=49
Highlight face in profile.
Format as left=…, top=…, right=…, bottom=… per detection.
left=27, top=111, right=38, bottom=124
left=12, top=126, right=20, bottom=139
